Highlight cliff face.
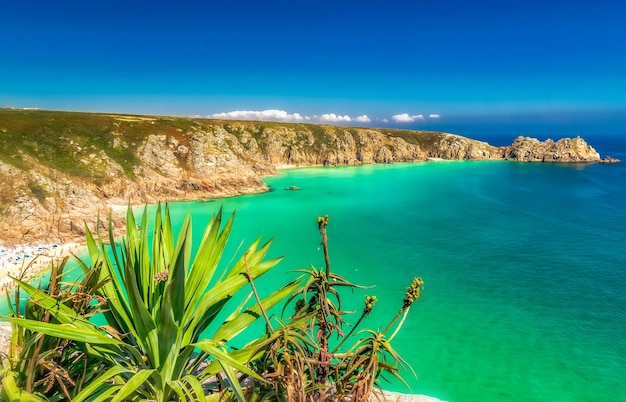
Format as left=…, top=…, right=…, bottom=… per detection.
left=0, top=109, right=603, bottom=245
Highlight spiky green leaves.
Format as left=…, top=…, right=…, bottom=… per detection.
left=2, top=204, right=293, bottom=401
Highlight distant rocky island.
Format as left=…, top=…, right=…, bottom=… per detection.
left=0, top=109, right=613, bottom=245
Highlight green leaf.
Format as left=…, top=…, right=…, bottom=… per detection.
left=194, top=340, right=266, bottom=383
left=111, top=369, right=156, bottom=402
left=180, top=375, right=207, bottom=401
left=169, top=215, right=191, bottom=324
left=169, top=375, right=206, bottom=402
left=155, top=281, right=181, bottom=382
left=0, top=371, right=47, bottom=402
left=122, top=244, right=159, bottom=363
left=218, top=359, right=246, bottom=402
left=2, top=317, right=121, bottom=345
left=213, top=279, right=301, bottom=342
left=183, top=210, right=230, bottom=321
left=185, top=248, right=282, bottom=344
left=9, top=278, right=94, bottom=330
left=72, top=366, right=131, bottom=402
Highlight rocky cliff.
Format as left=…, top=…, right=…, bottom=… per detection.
left=0, top=109, right=604, bottom=245
left=504, top=136, right=601, bottom=162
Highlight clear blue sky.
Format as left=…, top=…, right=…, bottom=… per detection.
left=2, top=0, right=625, bottom=134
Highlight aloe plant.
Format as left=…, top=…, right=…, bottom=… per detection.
left=334, top=278, right=423, bottom=402
left=3, top=205, right=299, bottom=401
left=249, top=215, right=424, bottom=402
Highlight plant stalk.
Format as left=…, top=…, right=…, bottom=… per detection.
left=331, top=310, right=368, bottom=354
left=318, top=216, right=331, bottom=279
left=387, top=307, right=410, bottom=342
left=244, top=253, right=274, bottom=334
left=382, top=306, right=406, bottom=336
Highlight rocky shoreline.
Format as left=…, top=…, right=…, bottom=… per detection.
left=0, top=109, right=611, bottom=247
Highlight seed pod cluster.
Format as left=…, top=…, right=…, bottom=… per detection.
left=403, top=277, right=424, bottom=307
left=364, top=295, right=377, bottom=315
left=153, top=270, right=169, bottom=282
left=317, top=215, right=329, bottom=229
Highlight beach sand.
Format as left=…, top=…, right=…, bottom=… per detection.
left=0, top=203, right=128, bottom=293
left=0, top=241, right=84, bottom=292
left=373, top=390, right=445, bottom=402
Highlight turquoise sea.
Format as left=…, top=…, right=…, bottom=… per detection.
left=158, top=134, right=626, bottom=402
left=6, top=134, right=624, bottom=401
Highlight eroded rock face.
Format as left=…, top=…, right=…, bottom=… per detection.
left=431, top=135, right=502, bottom=160
left=505, top=136, right=601, bottom=162
left=0, top=114, right=607, bottom=246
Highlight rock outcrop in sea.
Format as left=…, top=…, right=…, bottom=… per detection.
left=504, top=135, right=601, bottom=162
left=0, top=109, right=606, bottom=245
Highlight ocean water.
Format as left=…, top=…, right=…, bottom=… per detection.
left=158, top=135, right=626, bottom=402
left=6, top=134, right=624, bottom=401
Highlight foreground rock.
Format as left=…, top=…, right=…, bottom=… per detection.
left=0, top=109, right=608, bottom=245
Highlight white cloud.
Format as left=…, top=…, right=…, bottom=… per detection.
left=205, top=109, right=377, bottom=125
left=382, top=118, right=389, bottom=123
left=320, top=113, right=352, bottom=123
left=391, top=113, right=425, bottom=123
left=206, top=109, right=305, bottom=122
left=428, top=114, right=441, bottom=119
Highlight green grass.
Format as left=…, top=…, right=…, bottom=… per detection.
left=382, top=128, right=447, bottom=150
left=27, top=181, right=47, bottom=202
left=0, top=108, right=450, bottom=184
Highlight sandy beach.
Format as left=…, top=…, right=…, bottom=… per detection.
left=0, top=241, right=84, bottom=292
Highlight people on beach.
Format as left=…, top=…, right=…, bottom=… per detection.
left=0, top=241, right=78, bottom=291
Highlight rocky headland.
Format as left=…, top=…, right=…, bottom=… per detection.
left=0, top=109, right=607, bottom=246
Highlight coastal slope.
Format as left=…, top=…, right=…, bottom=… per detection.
left=0, top=109, right=602, bottom=245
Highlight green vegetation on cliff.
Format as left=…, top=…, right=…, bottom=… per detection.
left=0, top=108, right=448, bottom=180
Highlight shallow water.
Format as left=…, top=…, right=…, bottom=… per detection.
left=159, top=143, right=626, bottom=401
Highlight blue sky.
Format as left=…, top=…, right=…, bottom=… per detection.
left=2, top=0, right=625, bottom=135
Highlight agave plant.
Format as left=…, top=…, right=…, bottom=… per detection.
left=3, top=205, right=299, bottom=401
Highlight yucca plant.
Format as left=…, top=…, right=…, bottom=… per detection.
left=3, top=205, right=300, bottom=401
